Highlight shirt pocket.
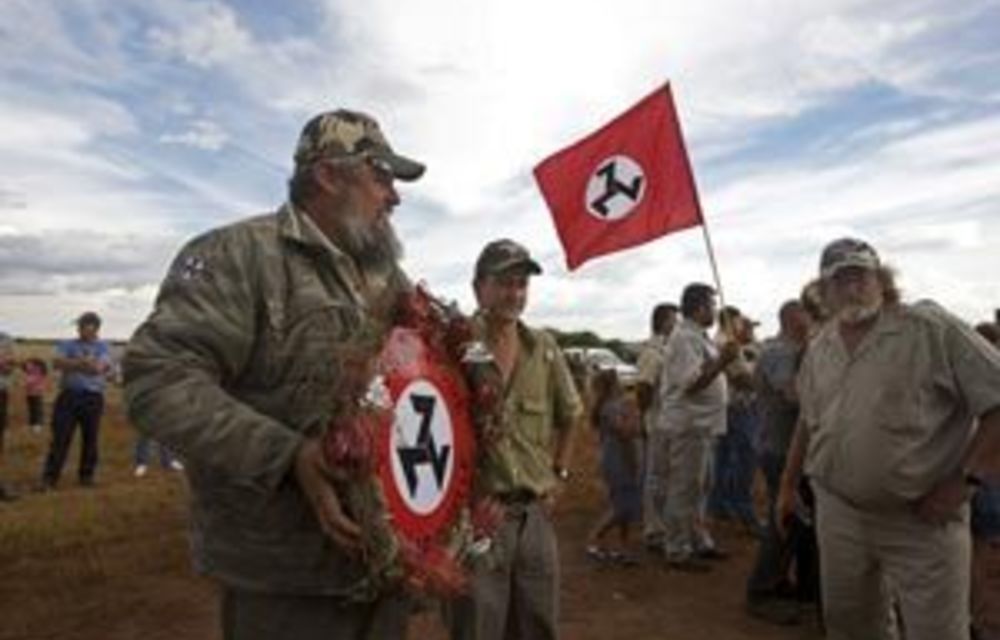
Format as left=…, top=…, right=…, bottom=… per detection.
left=517, top=396, right=549, bottom=445
left=871, top=377, right=923, bottom=439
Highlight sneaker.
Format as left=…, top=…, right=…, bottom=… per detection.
left=168, top=460, right=184, bottom=472
left=586, top=545, right=611, bottom=563
left=30, top=424, right=43, bottom=434
left=134, top=465, right=148, bottom=477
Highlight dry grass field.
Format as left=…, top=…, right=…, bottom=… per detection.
left=0, top=342, right=823, bottom=640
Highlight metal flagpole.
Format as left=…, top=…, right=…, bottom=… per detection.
left=699, top=217, right=726, bottom=311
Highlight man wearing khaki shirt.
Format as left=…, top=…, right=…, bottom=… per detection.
left=660, top=283, right=739, bottom=571
left=780, top=238, right=1000, bottom=640
left=447, top=239, right=582, bottom=640
left=636, top=303, right=678, bottom=549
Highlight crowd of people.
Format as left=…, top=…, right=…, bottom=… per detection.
left=589, top=239, right=1000, bottom=640
left=1, top=107, right=998, bottom=640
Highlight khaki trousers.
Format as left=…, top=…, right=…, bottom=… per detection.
left=662, top=431, right=714, bottom=559
left=446, top=501, right=559, bottom=640
left=813, top=484, right=971, bottom=640
left=642, top=428, right=671, bottom=542
left=221, top=585, right=410, bottom=640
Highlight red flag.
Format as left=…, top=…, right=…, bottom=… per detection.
left=533, top=84, right=703, bottom=270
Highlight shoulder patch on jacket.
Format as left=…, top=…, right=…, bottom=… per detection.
left=169, top=253, right=213, bottom=283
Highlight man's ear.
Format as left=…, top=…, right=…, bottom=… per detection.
left=313, top=160, right=349, bottom=197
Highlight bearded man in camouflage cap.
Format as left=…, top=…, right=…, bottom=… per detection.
left=124, top=109, right=424, bottom=640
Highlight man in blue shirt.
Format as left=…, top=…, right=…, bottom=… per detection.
left=40, top=311, right=112, bottom=489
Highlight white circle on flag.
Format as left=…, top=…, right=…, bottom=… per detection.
left=390, top=379, right=455, bottom=516
left=585, top=154, right=646, bottom=221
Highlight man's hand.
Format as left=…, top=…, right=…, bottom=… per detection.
left=775, top=481, right=796, bottom=538
left=80, top=357, right=105, bottom=375
left=914, top=473, right=969, bottom=525
left=293, top=438, right=362, bottom=552
left=718, top=340, right=741, bottom=364
left=542, top=484, right=564, bottom=519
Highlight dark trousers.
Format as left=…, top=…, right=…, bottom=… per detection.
left=0, top=389, right=7, bottom=454
left=746, top=454, right=820, bottom=605
left=27, top=394, right=44, bottom=426
left=42, top=389, right=104, bottom=485
left=708, top=404, right=760, bottom=525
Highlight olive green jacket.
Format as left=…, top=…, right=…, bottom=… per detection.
left=124, top=204, right=407, bottom=594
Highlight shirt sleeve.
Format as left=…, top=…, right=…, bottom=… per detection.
left=123, top=228, right=303, bottom=493
left=54, top=340, right=71, bottom=359
left=934, top=307, right=1000, bottom=417
left=545, top=334, right=584, bottom=431
left=796, top=347, right=819, bottom=430
left=636, top=344, right=661, bottom=386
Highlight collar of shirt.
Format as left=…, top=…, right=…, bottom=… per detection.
left=282, top=202, right=351, bottom=258
left=820, top=306, right=905, bottom=363
left=680, top=317, right=708, bottom=339
left=649, top=332, right=671, bottom=349
left=471, top=311, right=538, bottom=354
left=279, top=202, right=374, bottom=308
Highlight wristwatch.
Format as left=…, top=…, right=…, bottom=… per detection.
left=553, top=465, right=570, bottom=482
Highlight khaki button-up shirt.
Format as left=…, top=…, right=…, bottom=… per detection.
left=637, top=334, right=669, bottom=434
left=474, top=319, right=583, bottom=497
left=798, top=302, right=1000, bottom=508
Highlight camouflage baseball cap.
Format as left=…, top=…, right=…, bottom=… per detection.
left=293, top=109, right=425, bottom=181
left=819, top=237, right=880, bottom=279
left=475, top=239, right=543, bottom=280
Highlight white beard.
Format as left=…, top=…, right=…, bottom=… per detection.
left=837, top=298, right=882, bottom=325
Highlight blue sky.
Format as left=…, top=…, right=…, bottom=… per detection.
left=1, top=0, right=999, bottom=339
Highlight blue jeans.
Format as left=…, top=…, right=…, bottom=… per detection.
left=134, top=437, right=176, bottom=468
left=42, top=389, right=104, bottom=485
left=708, top=404, right=760, bottom=526
left=972, top=483, right=1000, bottom=540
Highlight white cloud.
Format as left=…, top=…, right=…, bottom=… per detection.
left=159, top=119, right=229, bottom=151
left=0, top=0, right=998, bottom=342
left=147, top=2, right=253, bottom=68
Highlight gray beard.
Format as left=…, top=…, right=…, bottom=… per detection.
left=335, top=212, right=404, bottom=273
left=837, top=298, right=882, bottom=325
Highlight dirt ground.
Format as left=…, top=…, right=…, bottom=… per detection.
left=0, top=372, right=823, bottom=640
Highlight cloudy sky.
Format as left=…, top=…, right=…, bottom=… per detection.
left=1, top=0, right=998, bottom=341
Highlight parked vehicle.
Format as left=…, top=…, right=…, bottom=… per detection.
left=563, top=346, right=639, bottom=388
